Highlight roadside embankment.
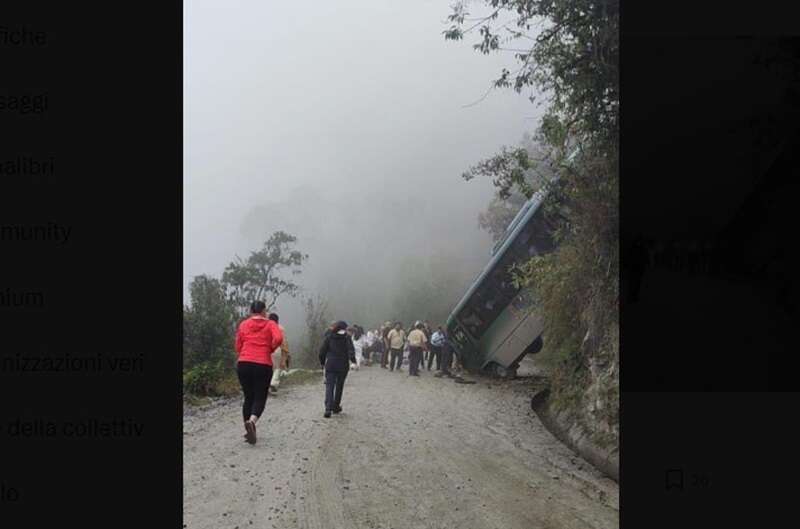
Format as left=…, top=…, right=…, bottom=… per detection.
left=530, top=387, right=619, bottom=482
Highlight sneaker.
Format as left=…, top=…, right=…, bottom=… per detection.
left=244, top=420, right=257, bottom=444
left=324, top=411, right=332, bottom=418
left=333, top=406, right=342, bottom=414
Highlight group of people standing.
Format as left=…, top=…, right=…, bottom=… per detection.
left=363, top=320, right=458, bottom=376
left=233, top=300, right=461, bottom=444
left=319, top=319, right=459, bottom=379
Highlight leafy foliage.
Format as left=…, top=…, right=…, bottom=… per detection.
left=183, top=275, right=237, bottom=371
left=183, top=361, right=227, bottom=396
left=445, top=0, right=619, bottom=151
left=300, top=294, right=331, bottom=369
left=462, top=134, right=558, bottom=199
left=221, top=231, right=308, bottom=318
left=446, top=0, right=618, bottom=426
left=469, top=134, right=559, bottom=242
left=478, top=193, right=527, bottom=243
left=183, top=234, right=310, bottom=396
left=183, top=275, right=239, bottom=396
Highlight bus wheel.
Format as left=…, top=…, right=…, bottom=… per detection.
left=483, top=362, right=500, bottom=377
left=486, top=362, right=516, bottom=378
left=526, top=336, right=544, bottom=355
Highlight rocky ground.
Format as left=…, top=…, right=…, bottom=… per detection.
left=183, top=361, right=619, bottom=529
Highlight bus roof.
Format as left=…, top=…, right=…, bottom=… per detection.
left=491, top=199, right=534, bottom=256
left=445, top=147, right=579, bottom=332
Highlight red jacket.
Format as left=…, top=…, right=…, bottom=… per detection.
left=235, top=316, right=283, bottom=365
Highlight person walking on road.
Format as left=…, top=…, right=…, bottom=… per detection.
left=387, top=322, right=406, bottom=372
left=319, top=320, right=357, bottom=418
left=269, top=314, right=290, bottom=394
left=234, top=301, right=283, bottom=444
left=407, top=322, right=428, bottom=377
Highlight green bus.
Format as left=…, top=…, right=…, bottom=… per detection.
left=445, top=185, right=559, bottom=376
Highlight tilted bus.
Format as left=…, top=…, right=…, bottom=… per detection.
left=445, top=184, right=559, bottom=376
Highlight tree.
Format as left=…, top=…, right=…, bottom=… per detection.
left=444, top=0, right=619, bottom=156
left=445, top=1, right=619, bottom=224
left=445, top=1, right=619, bottom=434
left=183, top=275, right=237, bottom=371
left=467, top=134, right=559, bottom=241
left=221, top=231, right=308, bottom=319
left=462, top=135, right=557, bottom=199
left=444, top=0, right=619, bottom=345
left=478, top=193, right=527, bottom=243
left=300, top=294, right=331, bottom=369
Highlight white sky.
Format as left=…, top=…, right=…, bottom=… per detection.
left=184, top=0, right=539, bottom=333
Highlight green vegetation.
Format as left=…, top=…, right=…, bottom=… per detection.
left=297, top=294, right=331, bottom=369
left=183, top=369, right=323, bottom=408
left=183, top=361, right=229, bottom=396
left=184, top=231, right=308, bottom=397
left=446, top=1, right=618, bottom=437
left=183, top=274, right=237, bottom=397
left=221, top=230, right=308, bottom=319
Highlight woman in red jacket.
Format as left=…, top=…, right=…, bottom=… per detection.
left=235, top=300, right=283, bottom=444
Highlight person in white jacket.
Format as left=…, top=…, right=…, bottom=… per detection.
left=348, top=326, right=366, bottom=369
left=364, top=329, right=375, bottom=365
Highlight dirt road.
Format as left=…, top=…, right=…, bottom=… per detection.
left=183, top=365, right=619, bottom=529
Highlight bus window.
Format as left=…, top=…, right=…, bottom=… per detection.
left=494, top=265, right=518, bottom=302
left=459, top=307, right=483, bottom=338
left=471, top=279, right=507, bottom=338
left=462, top=296, right=491, bottom=338
left=451, top=324, right=469, bottom=350
left=509, top=214, right=555, bottom=261
left=532, top=226, right=555, bottom=254
left=509, top=223, right=535, bottom=261
left=528, top=215, right=556, bottom=254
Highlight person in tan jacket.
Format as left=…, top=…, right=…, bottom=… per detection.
left=406, top=322, right=428, bottom=377
left=386, top=322, right=406, bottom=372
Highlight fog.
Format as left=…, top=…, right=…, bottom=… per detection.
left=184, top=0, right=539, bottom=346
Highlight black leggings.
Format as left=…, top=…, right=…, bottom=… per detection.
left=237, top=361, right=273, bottom=422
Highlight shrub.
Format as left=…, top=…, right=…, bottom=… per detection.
left=183, top=361, right=227, bottom=396
left=184, top=275, right=237, bottom=371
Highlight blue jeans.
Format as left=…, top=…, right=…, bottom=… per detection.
left=324, top=369, right=348, bottom=412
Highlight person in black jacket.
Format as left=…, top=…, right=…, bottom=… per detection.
left=319, top=320, right=356, bottom=418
